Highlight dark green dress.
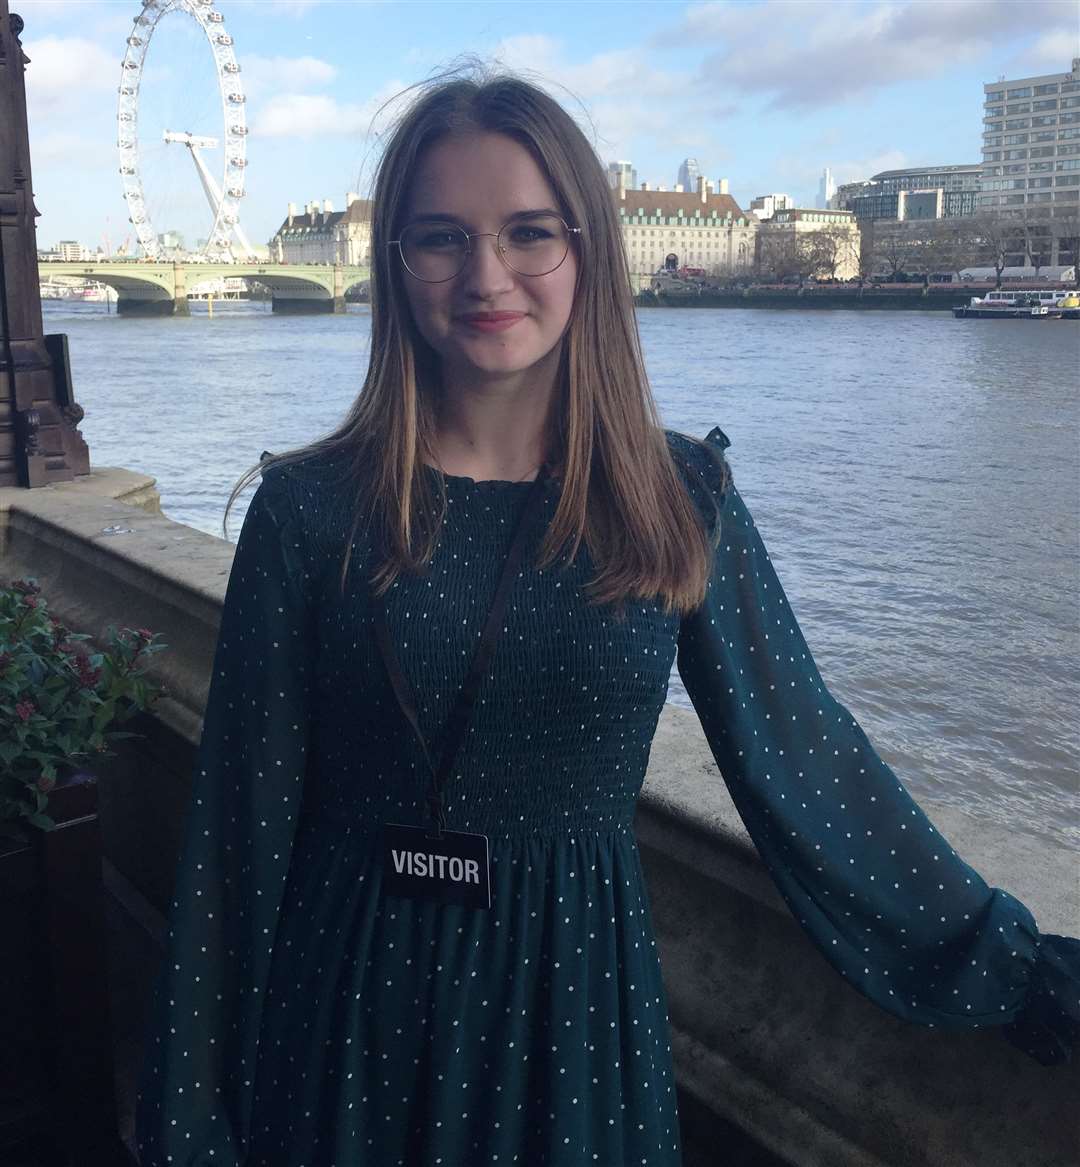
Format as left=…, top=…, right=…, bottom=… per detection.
left=134, top=426, right=1079, bottom=1167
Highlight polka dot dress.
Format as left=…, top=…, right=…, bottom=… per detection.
left=134, top=426, right=1080, bottom=1166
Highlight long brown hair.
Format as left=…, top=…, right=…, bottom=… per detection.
left=223, top=61, right=722, bottom=618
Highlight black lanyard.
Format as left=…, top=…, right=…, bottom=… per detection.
left=370, top=461, right=551, bottom=838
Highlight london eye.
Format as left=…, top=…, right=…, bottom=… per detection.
left=117, top=0, right=254, bottom=261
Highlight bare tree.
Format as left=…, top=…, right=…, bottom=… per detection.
left=968, top=212, right=1023, bottom=287
left=1051, top=208, right=1080, bottom=288
left=872, top=222, right=909, bottom=281
left=1020, top=207, right=1053, bottom=277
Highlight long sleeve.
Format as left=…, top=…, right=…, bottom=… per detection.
left=671, top=425, right=1080, bottom=1067
left=134, top=463, right=316, bottom=1164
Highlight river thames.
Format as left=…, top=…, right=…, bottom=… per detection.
left=42, top=300, right=1079, bottom=851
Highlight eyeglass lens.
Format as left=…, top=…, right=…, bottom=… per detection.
left=398, top=213, right=571, bottom=282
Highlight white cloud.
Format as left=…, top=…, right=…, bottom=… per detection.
left=661, top=0, right=1073, bottom=109
left=243, top=54, right=337, bottom=97
left=22, top=35, right=116, bottom=109
left=252, top=80, right=410, bottom=139
left=1015, top=29, right=1080, bottom=72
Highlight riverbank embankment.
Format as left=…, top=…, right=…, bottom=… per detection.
left=636, top=286, right=967, bottom=311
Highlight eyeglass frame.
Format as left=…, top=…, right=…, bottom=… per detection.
left=386, top=212, right=582, bottom=283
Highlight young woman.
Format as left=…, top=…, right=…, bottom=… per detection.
left=134, top=67, right=1079, bottom=1167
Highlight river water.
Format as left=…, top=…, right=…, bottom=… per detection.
left=42, top=300, right=1080, bottom=851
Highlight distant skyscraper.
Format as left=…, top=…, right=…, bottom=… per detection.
left=608, top=161, right=637, bottom=191
left=677, top=158, right=701, bottom=193
left=816, top=167, right=836, bottom=209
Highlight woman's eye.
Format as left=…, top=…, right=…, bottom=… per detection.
left=508, top=226, right=551, bottom=245
left=416, top=229, right=462, bottom=249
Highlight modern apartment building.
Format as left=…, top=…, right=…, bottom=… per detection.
left=979, top=58, right=1080, bottom=212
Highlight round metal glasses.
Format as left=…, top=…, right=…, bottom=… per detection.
left=388, top=213, right=581, bottom=283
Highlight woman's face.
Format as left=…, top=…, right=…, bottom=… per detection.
left=397, top=131, right=578, bottom=386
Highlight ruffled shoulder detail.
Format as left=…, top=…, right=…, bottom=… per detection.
left=664, top=425, right=735, bottom=538
left=256, top=453, right=312, bottom=608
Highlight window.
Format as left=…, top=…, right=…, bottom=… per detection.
left=1003, top=133, right=1029, bottom=144
left=1034, top=83, right=1059, bottom=95
left=1060, top=127, right=1080, bottom=139
left=984, top=136, right=1002, bottom=147
left=1004, top=163, right=1028, bottom=173
left=986, top=89, right=1004, bottom=102
left=1004, top=148, right=1028, bottom=159
left=1060, top=112, right=1080, bottom=124
left=1029, top=146, right=1056, bottom=157
left=984, top=151, right=1002, bottom=161
left=1033, top=99, right=1059, bottom=111
left=1004, top=193, right=1027, bottom=204
left=1006, top=87, right=1032, bottom=98
left=1055, top=174, right=1080, bottom=185
left=1030, top=161, right=1053, bottom=172
left=1057, top=157, right=1080, bottom=170
left=1063, top=96, right=1080, bottom=108
left=1006, top=103, right=1031, bottom=114
left=1031, top=116, right=1058, bottom=127
left=1028, top=177, right=1053, bottom=188
left=1006, top=119, right=1030, bottom=129
left=985, top=105, right=1004, bottom=118
left=1029, top=192, right=1053, bottom=203
left=983, top=165, right=1003, bottom=175
left=1062, top=81, right=1080, bottom=93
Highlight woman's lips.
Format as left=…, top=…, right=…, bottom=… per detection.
left=457, top=312, right=525, bottom=333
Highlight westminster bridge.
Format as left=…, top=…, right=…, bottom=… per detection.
left=38, top=260, right=371, bottom=315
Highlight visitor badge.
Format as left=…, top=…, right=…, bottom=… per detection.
left=381, top=822, right=492, bottom=910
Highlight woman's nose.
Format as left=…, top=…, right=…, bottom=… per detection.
left=460, top=234, right=515, bottom=294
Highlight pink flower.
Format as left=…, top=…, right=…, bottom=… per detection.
left=15, top=700, right=35, bottom=721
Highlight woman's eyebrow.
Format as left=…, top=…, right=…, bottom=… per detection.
left=404, top=207, right=561, bottom=226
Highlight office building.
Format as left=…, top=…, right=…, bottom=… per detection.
left=816, top=168, right=836, bottom=209
left=748, top=193, right=794, bottom=220
left=834, top=165, right=982, bottom=220
left=608, top=161, right=637, bottom=192
left=979, top=57, right=1080, bottom=212
left=677, top=158, right=701, bottom=193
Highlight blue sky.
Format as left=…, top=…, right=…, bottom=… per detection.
left=18, top=0, right=1080, bottom=251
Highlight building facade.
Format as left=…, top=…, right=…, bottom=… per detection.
left=269, top=193, right=373, bottom=265
left=835, top=164, right=982, bottom=220
left=979, top=57, right=1080, bottom=213
left=756, top=208, right=861, bottom=279
left=614, top=174, right=757, bottom=282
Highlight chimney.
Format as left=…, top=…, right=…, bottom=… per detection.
left=673, top=183, right=684, bottom=193
left=658, top=184, right=666, bottom=192
left=346, top=191, right=358, bottom=209
left=718, top=178, right=729, bottom=195
left=323, top=198, right=334, bottom=214
left=287, top=201, right=296, bottom=227
left=698, top=176, right=707, bottom=203
left=617, top=169, right=627, bottom=200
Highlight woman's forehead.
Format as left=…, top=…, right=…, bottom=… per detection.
left=404, top=131, right=559, bottom=220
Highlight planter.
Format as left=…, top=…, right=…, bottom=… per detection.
left=0, top=770, right=134, bottom=1164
